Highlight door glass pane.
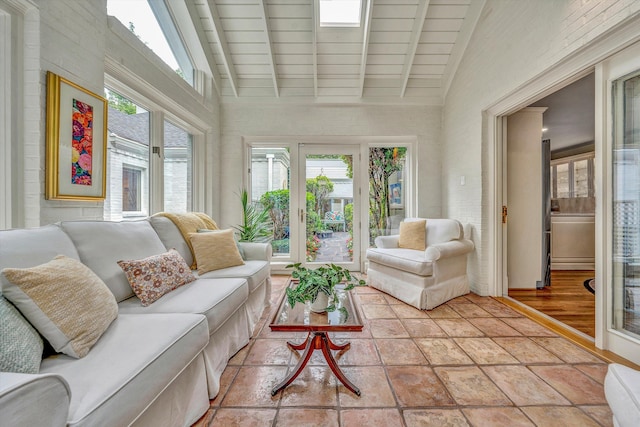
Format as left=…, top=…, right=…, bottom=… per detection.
left=163, top=121, right=192, bottom=213
left=574, top=159, right=589, bottom=197
left=252, top=147, right=290, bottom=256
left=305, top=155, right=353, bottom=263
left=613, top=73, right=640, bottom=337
left=556, top=163, right=570, bottom=198
left=368, top=147, right=407, bottom=246
left=104, top=89, right=149, bottom=220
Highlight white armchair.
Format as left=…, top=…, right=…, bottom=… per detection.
left=366, top=218, right=474, bottom=310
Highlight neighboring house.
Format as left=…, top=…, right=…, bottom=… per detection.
left=104, top=107, right=191, bottom=220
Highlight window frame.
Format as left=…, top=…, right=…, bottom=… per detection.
left=550, top=151, right=595, bottom=199
left=104, top=75, right=206, bottom=217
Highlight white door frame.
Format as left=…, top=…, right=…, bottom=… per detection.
left=299, top=143, right=361, bottom=271
left=487, top=15, right=640, bottom=360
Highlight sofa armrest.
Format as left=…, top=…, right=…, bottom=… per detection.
left=237, top=242, right=272, bottom=261
left=374, top=235, right=400, bottom=248
left=605, top=363, right=640, bottom=427
left=0, top=372, right=71, bottom=427
left=425, top=239, right=474, bottom=262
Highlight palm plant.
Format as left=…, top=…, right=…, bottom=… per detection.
left=233, top=189, right=272, bottom=242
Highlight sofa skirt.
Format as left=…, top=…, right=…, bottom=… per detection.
left=367, top=261, right=469, bottom=310
left=131, top=354, right=209, bottom=427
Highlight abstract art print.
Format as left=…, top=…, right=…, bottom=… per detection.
left=46, top=71, right=107, bottom=200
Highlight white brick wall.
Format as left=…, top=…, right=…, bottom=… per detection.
left=219, top=103, right=442, bottom=230
left=34, top=0, right=107, bottom=225
left=443, top=0, right=640, bottom=295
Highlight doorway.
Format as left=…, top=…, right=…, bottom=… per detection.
left=505, top=73, right=597, bottom=338
left=249, top=143, right=361, bottom=271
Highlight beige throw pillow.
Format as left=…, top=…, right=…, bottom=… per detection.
left=1, top=255, right=118, bottom=359
left=117, top=249, right=196, bottom=306
left=398, top=219, right=427, bottom=250
left=190, top=229, right=245, bottom=275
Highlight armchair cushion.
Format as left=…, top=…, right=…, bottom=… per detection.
left=398, top=219, right=426, bottom=250
left=366, top=248, right=433, bottom=276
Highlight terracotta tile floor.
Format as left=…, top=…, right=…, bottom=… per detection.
left=193, top=276, right=613, bottom=426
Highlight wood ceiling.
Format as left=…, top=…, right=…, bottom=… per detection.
left=177, top=0, right=484, bottom=104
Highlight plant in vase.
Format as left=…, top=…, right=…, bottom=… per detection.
left=285, top=263, right=366, bottom=315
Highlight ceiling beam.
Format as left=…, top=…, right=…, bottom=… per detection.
left=400, top=0, right=430, bottom=97
left=312, top=0, right=318, bottom=97
left=204, top=0, right=239, bottom=97
left=358, top=0, right=373, bottom=98
left=442, top=0, right=486, bottom=100
left=182, top=0, right=221, bottom=96
left=258, top=0, right=279, bottom=97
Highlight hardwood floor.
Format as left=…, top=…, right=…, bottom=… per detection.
left=508, top=270, right=595, bottom=338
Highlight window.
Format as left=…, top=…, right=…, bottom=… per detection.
left=319, top=0, right=362, bottom=27
left=122, top=166, right=142, bottom=212
left=104, top=89, right=150, bottom=220
left=163, top=120, right=193, bottom=213
left=550, top=152, right=595, bottom=199
left=107, top=0, right=194, bottom=84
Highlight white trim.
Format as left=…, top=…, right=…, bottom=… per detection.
left=487, top=13, right=640, bottom=361
left=0, top=11, right=12, bottom=229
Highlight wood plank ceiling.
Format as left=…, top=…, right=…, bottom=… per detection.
left=186, top=0, right=483, bottom=104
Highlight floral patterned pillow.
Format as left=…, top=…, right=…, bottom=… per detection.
left=117, top=249, right=196, bottom=306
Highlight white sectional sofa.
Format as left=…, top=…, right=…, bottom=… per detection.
left=366, top=218, right=474, bottom=310
left=0, top=217, right=271, bottom=427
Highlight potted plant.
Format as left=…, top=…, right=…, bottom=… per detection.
left=285, top=263, right=366, bottom=314
left=233, top=189, right=272, bottom=242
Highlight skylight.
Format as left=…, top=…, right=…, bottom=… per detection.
left=107, top=0, right=193, bottom=84
left=319, top=0, right=362, bottom=27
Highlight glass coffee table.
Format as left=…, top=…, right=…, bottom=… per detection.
left=269, top=280, right=364, bottom=396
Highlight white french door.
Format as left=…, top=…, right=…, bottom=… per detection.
left=298, top=144, right=361, bottom=271
left=248, top=143, right=361, bottom=271
left=598, top=40, right=640, bottom=364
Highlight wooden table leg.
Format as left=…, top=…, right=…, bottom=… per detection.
left=272, top=333, right=317, bottom=396
left=272, top=332, right=360, bottom=396
left=319, top=334, right=361, bottom=396
left=286, top=332, right=310, bottom=351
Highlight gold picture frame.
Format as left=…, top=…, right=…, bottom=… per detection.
left=46, top=71, right=107, bottom=200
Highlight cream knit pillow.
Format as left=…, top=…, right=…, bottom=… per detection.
left=2, top=255, right=118, bottom=358
left=189, top=229, right=245, bottom=275
left=398, top=219, right=427, bottom=251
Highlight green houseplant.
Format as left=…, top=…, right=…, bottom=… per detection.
left=285, top=263, right=365, bottom=314
left=233, top=189, right=272, bottom=242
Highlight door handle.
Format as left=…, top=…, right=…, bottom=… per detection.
left=300, top=209, right=305, bottom=223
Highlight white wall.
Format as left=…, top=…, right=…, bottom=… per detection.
left=443, top=0, right=640, bottom=295
left=219, top=103, right=442, bottom=230
left=12, top=0, right=219, bottom=227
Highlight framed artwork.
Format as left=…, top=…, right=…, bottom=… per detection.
left=46, top=71, right=107, bottom=200
left=389, top=182, right=402, bottom=208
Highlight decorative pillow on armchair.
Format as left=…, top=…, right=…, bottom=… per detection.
left=398, top=219, right=427, bottom=250
left=117, top=249, right=196, bottom=307
left=1, top=255, right=118, bottom=359
left=189, top=229, right=245, bottom=275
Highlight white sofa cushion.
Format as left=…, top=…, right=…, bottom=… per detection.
left=404, top=218, right=463, bottom=246
left=0, top=225, right=80, bottom=286
left=197, top=260, right=270, bottom=294
left=148, top=216, right=194, bottom=267
left=0, top=372, right=70, bottom=427
left=366, top=247, right=433, bottom=276
left=117, top=277, right=249, bottom=335
left=40, top=313, right=208, bottom=427
left=604, top=363, right=640, bottom=427
left=60, top=220, right=168, bottom=302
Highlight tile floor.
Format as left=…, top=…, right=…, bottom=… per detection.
left=193, top=276, right=613, bottom=426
